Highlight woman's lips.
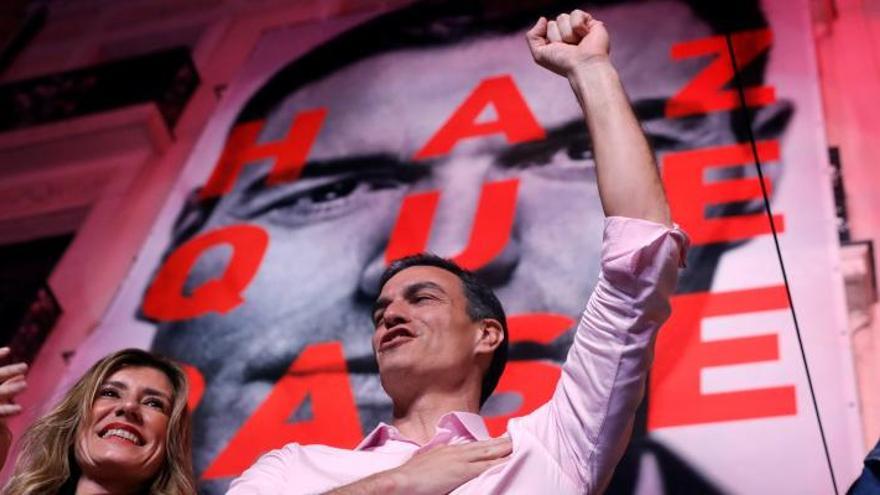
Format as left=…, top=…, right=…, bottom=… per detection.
left=98, top=422, right=145, bottom=446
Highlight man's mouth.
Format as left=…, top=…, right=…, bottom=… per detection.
left=99, top=423, right=145, bottom=446
left=379, top=328, right=415, bottom=351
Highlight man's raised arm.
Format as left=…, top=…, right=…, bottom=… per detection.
left=519, top=10, right=686, bottom=494
left=527, top=11, right=671, bottom=225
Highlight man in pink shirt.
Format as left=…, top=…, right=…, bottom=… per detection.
left=228, top=8, right=687, bottom=495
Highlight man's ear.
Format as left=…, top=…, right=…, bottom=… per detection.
left=474, top=318, right=505, bottom=356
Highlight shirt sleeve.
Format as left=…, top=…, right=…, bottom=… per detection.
left=226, top=447, right=295, bottom=495
left=512, top=216, right=688, bottom=493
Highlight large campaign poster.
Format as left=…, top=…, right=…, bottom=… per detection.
left=39, top=0, right=862, bottom=493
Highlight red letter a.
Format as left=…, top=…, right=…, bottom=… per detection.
left=414, top=75, right=545, bottom=160
left=202, top=342, right=363, bottom=479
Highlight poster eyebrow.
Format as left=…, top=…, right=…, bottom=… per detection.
left=495, top=117, right=586, bottom=167
left=495, top=97, right=670, bottom=168
left=239, top=153, right=427, bottom=195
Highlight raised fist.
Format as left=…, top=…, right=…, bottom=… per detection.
left=526, top=10, right=610, bottom=77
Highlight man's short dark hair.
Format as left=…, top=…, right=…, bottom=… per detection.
left=378, top=253, right=508, bottom=407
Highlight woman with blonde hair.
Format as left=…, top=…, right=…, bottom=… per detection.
left=0, top=347, right=196, bottom=494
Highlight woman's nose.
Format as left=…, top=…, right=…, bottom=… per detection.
left=115, top=399, right=142, bottom=421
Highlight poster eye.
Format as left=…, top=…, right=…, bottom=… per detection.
left=647, top=133, right=680, bottom=151
left=566, top=143, right=594, bottom=162
left=307, top=178, right=360, bottom=203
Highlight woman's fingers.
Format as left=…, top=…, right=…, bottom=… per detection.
left=0, top=362, right=27, bottom=381
left=0, top=348, right=28, bottom=420
left=0, top=403, right=23, bottom=418
left=0, top=376, right=26, bottom=401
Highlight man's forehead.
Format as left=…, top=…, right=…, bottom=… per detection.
left=260, top=0, right=713, bottom=162
left=381, top=265, right=462, bottom=295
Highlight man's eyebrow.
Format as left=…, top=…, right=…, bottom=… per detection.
left=240, top=153, right=426, bottom=195
left=404, top=281, right=447, bottom=298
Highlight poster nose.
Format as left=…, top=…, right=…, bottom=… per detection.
left=358, top=165, right=523, bottom=298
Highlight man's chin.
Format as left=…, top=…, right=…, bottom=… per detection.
left=377, top=361, right=411, bottom=379
left=377, top=356, right=422, bottom=389
left=376, top=344, right=416, bottom=365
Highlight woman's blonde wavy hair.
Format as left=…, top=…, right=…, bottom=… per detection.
left=2, top=349, right=196, bottom=495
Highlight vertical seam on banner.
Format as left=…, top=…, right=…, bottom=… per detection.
left=723, top=33, right=840, bottom=495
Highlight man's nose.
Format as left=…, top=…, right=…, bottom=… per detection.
left=382, top=299, right=410, bottom=328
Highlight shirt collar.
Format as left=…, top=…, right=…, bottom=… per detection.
left=355, top=422, right=392, bottom=451
left=354, top=411, right=491, bottom=451
left=441, top=411, right=491, bottom=441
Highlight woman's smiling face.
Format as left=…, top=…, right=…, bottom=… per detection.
left=75, top=366, right=174, bottom=487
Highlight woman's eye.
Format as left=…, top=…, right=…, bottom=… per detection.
left=99, top=388, right=119, bottom=398
left=144, top=398, right=167, bottom=411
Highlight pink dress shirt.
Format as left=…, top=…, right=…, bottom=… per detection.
left=227, top=217, right=688, bottom=494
